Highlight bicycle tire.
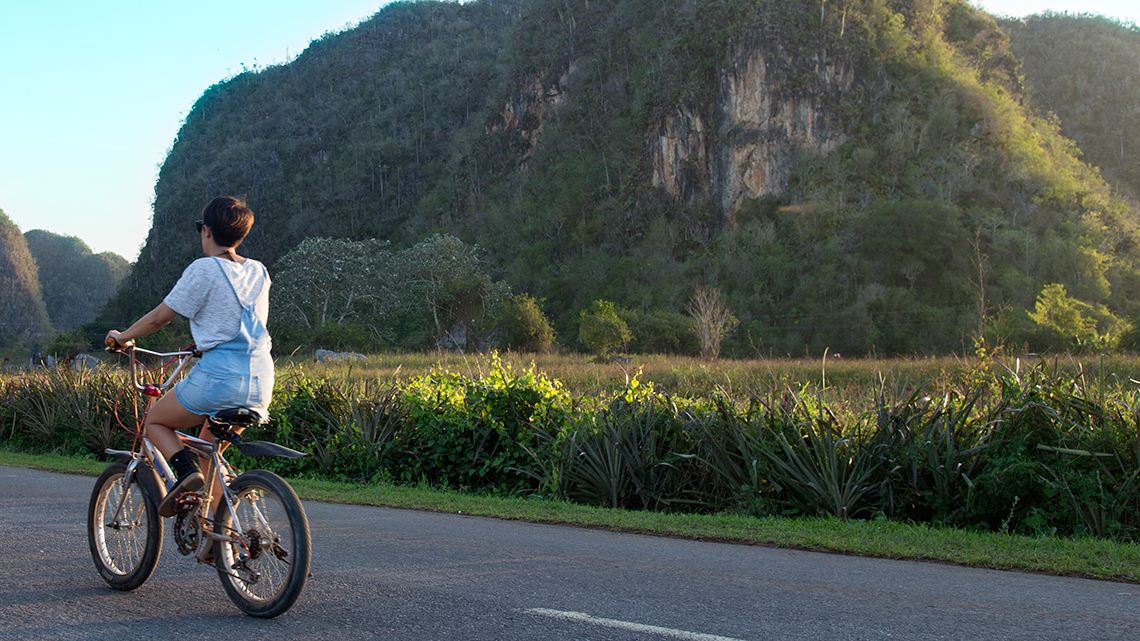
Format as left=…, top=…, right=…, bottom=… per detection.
left=87, top=461, right=163, bottom=591
left=213, top=469, right=311, bottom=618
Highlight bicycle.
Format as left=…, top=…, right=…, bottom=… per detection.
left=87, top=343, right=311, bottom=618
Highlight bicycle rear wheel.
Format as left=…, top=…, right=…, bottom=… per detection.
left=88, top=461, right=163, bottom=590
left=213, top=469, right=311, bottom=618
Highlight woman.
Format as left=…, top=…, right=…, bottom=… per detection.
left=106, top=196, right=273, bottom=517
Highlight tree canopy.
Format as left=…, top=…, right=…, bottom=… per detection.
left=271, top=234, right=509, bottom=350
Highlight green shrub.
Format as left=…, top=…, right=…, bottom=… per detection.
left=399, top=356, right=570, bottom=493
left=623, top=309, right=699, bottom=356
left=7, top=352, right=1140, bottom=542
left=555, top=380, right=705, bottom=510
left=498, top=293, right=556, bottom=353
left=578, top=300, right=632, bottom=359
left=46, top=329, right=91, bottom=359
left=1027, top=283, right=1123, bottom=353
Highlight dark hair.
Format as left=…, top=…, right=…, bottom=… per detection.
left=200, top=196, right=254, bottom=248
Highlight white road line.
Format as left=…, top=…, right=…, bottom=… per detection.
left=525, top=608, right=749, bottom=641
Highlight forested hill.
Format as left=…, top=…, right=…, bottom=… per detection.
left=0, top=210, right=51, bottom=350
left=1001, top=13, right=1140, bottom=202
left=0, top=211, right=130, bottom=352
left=105, top=0, right=1140, bottom=356
left=24, top=230, right=130, bottom=332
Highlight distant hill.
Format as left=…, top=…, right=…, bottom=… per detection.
left=0, top=210, right=52, bottom=350
left=101, top=0, right=1140, bottom=355
left=24, top=230, right=129, bottom=331
left=1002, top=13, right=1140, bottom=201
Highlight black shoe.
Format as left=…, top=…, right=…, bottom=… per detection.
left=158, top=472, right=205, bottom=517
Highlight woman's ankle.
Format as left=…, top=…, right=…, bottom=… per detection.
left=168, top=448, right=200, bottom=481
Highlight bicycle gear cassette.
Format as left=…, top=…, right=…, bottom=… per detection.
left=245, top=528, right=263, bottom=559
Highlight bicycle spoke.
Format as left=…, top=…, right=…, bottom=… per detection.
left=213, top=469, right=310, bottom=617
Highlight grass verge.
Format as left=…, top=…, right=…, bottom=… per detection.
left=7, top=448, right=1138, bottom=583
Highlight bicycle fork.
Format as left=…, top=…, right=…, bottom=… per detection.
left=106, top=457, right=143, bottom=530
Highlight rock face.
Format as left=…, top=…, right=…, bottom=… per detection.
left=651, top=106, right=709, bottom=205
left=651, top=41, right=854, bottom=224
left=494, top=66, right=573, bottom=165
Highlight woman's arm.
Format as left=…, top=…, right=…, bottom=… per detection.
left=105, top=303, right=179, bottom=347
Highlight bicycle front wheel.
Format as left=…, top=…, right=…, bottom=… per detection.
left=214, top=469, right=311, bottom=618
left=87, top=461, right=163, bottom=590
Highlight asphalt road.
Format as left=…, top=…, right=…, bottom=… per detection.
left=2, top=465, right=1139, bottom=640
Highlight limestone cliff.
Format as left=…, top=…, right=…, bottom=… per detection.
left=493, top=65, right=572, bottom=165
left=652, top=41, right=855, bottom=225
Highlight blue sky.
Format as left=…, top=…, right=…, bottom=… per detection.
left=1, top=0, right=1136, bottom=261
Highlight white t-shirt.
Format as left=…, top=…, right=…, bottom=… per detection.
left=164, top=257, right=271, bottom=351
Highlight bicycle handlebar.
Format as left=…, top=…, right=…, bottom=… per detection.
left=106, top=342, right=199, bottom=395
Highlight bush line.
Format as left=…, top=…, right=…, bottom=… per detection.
left=4, top=355, right=1140, bottom=545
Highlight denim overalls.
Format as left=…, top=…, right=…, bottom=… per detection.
left=174, top=261, right=274, bottom=420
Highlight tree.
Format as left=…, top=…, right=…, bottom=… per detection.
left=498, top=293, right=556, bottom=353
left=686, top=286, right=737, bottom=360
left=272, top=234, right=510, bottom=351
left=1027, top=283, right=1122, bottom=351
left=578, top=300, right=631, bottom=359
left=271, top=238, right=394, bottom=335
left=392, top=234, right=509, bottom=346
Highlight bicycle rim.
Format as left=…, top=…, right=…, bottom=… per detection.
left=215, top=470, right=310, bottom=617
left=88, top=463, right=161, bottom=589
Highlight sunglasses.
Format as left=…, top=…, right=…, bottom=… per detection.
left=195, top=220, right=205, bottom=233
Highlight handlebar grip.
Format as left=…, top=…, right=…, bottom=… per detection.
left=105, top=336, right=132, bottom=352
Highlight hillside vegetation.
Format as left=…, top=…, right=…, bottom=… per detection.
left=1002, top=13, right=1140, bottom=202
left=0, top=210, right=51, bottom=351
left=101, top=0, right=1140, bottom=357
left=0, top=209, right=130, bottom=354
left=24, top=230, right=130, bottom=332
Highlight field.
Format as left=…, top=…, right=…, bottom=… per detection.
left=6, top=349, right=1140, bottom=546
left=281, top=350, right=1140, bottom=401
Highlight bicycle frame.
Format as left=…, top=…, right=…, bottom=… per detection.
left=103, top=345, right=262, bottom=566
left=91, top=342, right=311, bottom=617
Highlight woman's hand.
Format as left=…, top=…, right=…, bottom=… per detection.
left=104, top=330, right=134, bottom=349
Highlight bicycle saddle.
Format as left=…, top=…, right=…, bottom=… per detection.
left=207, top=409, right=308, bottom=460
left=212, top=408, right=261, bottom=427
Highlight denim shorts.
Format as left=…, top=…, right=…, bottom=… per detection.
left=174, top=362, right=272, bottom=421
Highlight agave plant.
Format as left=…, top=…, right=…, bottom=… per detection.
left=749, top=389, right=887, bottom=519
left=689, top=393, right=777, bottom=514
left=558, top=394, right=697, bottom=510
left=873, top=383, right=994, bottom=522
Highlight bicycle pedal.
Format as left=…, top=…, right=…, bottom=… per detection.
left=174, top=492, right=202, bottom=514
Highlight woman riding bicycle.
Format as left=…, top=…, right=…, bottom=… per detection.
left=106, top=196, right=272, bottom=518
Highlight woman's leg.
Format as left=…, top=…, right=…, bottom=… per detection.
left=146, top=392, right=208, bottom=517
left=197, top=423, right=245, bottom=515
left=145, top=391, right=207, bottom=460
